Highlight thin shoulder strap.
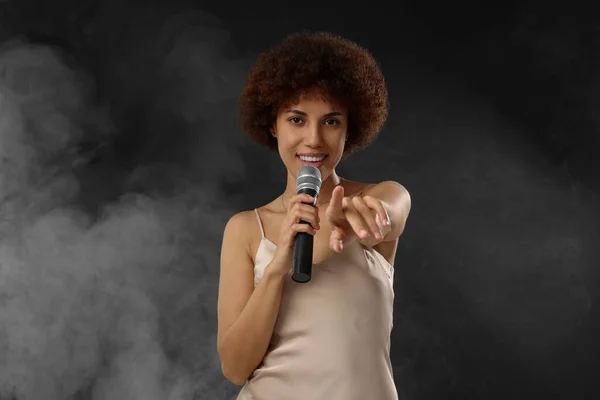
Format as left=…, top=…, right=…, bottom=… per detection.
left=254, top=208, right=265, bottom=239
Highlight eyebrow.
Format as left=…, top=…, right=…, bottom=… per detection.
left=285, top=109, right=344, bottom=117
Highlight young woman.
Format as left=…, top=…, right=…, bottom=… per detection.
left=217, top=31, right=411, bottom=400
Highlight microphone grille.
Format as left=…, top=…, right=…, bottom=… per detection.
left=296, top=165, right=322, bottom=194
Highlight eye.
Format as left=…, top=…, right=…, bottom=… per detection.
left=288, top=117, right=303, bottom=124
left=324, top=118, right=340, bottom=126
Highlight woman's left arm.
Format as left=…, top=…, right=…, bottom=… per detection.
left=361, top=180, right=411, bottom=242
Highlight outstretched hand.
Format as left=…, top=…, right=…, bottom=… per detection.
left=325, top=185, right=390, bottom=252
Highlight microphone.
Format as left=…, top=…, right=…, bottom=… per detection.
left=291, top=165, right=322, bottom=283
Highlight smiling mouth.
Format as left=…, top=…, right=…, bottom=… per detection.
left=297, top=155, right=327, bottom=162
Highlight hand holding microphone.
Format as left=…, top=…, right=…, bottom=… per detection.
left=291, top=166, right=322, bottom=283
left=270, top=166, right=322, bottom=281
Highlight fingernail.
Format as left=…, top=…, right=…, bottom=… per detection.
left=375, top=232, right=382, bottom=240
left=383, top=218, right=389, bottom=226
left=360, top=229, right=369, bottom=238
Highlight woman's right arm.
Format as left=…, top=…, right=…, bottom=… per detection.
left=216, top=211, right=288, bottom=386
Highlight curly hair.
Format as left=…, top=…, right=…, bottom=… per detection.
left=238, top=31, right=389, bottom=158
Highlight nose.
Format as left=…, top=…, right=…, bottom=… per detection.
left=305, top=124, right=324, bottom=147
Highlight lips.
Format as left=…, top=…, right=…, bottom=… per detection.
left=297, top=155, right=328, bottom=167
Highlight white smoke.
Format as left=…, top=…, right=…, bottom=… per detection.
left=0, top=10, right=243, bottom=399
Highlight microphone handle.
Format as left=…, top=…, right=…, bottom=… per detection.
left=291, top=187, right=318, bottom=283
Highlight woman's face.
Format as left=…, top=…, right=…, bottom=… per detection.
left=271, top=91, right=348, bottom=181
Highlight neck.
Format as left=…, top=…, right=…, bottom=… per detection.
left=283, top=169, right=342, bottom=207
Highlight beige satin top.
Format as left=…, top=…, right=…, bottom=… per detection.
left=236, top=208, right=397, bottom=400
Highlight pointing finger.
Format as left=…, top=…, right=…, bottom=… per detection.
left=326, top=185, right=345, bottom=219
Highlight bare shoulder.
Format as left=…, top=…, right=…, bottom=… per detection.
left=224, top=203, right=278, bottom=264
left=224, top=210, right=253, bottom=234
left=342, top=179, right=399, bottom=197
left=342, top=179, right=372, bottom=196
left=356, top=180, right=410, bottom=207
left=359, top=179, right=408, bottom=193
left=222, top=210, right=256, bottom=257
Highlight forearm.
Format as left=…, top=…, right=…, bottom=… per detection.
left=218, top=265, right=286, bottom=385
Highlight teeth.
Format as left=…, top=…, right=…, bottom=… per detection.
left=299, top=155, right=325, bottom=162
